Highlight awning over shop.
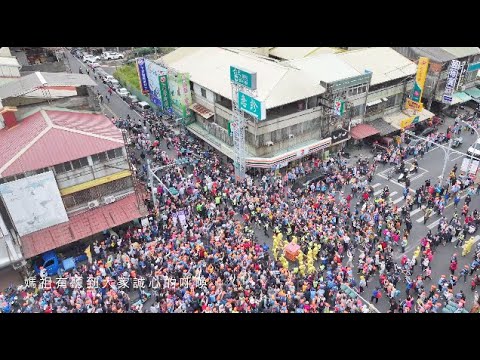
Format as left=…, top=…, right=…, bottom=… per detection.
left=369, top=118, right=398, bottom=136
left=464, top=87, right=480, bottom=99
left=450, top=92, right=472, bottom=105
left=384, top=108, right=435, bottom=130
left=350, top=123, right=379, bottom=139
left=189, top=103, right=215, bottom=119
left=20, top=194, right=147, bottom=259
left=246, top=137, right=332, bottom=169
left=366, top=99, right=382, bottom=107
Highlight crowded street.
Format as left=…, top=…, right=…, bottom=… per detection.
left=1, top=46, right=480, bottom=313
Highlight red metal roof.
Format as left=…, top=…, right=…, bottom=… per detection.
left=0, top=108, right=124, bottom=177
left=350, top=123, right=380, bottom=140
left=20, top=194, right=147, bottom=259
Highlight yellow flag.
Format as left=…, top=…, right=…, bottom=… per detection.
left=85, top=245, right=93, bottom=264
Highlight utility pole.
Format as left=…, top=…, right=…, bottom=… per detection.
left=147, top=159, right=157, bottom=209
left=439, top=139, right=453, bottom=186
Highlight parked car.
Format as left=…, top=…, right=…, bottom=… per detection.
left=33, top=250, right=87, bottom=277
left=116, top=87, right=130, bottom=98
left=96, top=69, right=109, bottom=80
left=104, top=75, right=116, bottom=83
left=125, top=95, right=139, bottom=104
left=108, top=79, right=120, bottom=89
left=367, top=135, right=394, bottom=148
left=419, top=127, right=436, bottom=137
left=84, top=56, right=100, bottom=63
left=88, top=62, right=101, bottom=68
left=137, top=101, right=151, bottom=110
left=102, top=52, right=124, bottom=60
left=467, top=138, right=480, bottom=157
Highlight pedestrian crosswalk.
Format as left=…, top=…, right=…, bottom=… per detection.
left=368, top=182, right=460, bottom=227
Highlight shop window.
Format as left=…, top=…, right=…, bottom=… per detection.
left=201, top=88, right=207, bottom=98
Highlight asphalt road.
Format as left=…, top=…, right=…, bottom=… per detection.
left=66, top=50, right=480, bottom=312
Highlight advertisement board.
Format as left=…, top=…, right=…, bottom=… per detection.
left=144, top=59, right=167, bottom=107
left=443, top=60, right=461, bottom=104
left=411, top=57, right=429, bottom=102
left=136, top=58, right=150, bottom=94
left=159, top=74, right=171, bottom=110
left=0, top=171, right=69, bottom=236
left=168, top=73, right=193, bottom=119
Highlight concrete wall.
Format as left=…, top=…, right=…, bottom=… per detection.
left=54, top=151, right=128, bottom=190
left=20, top=61, right=66, bottom=74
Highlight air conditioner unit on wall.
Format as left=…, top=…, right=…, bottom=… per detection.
left=88, top=200, right=100, bottom=209
left=458, top=85, right=466, bottom=91
left=103, top=196, right=116, bottom=204
left=265, top=141, right=274, bottom=147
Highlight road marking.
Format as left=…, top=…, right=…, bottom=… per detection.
left=374, top=189, right=383, bottom=196
left=372, top=183, right=382, bottom=188
left=427, top=218, right=442, bottom=229
left=393, top=197, right=405, bottom=204
left=449, top=154, right=464, bottom=162
left=415, top=193, right=467, bottom=223
left=389, top=191, right=398, bottom=197
left=410, top=207, right=422, bottom=216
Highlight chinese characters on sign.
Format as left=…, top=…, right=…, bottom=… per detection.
left=405, top=98, right=424, bottom=112
left=411, top=57, right=429, bottom=103
left=136, top=58, right=150, bottom=94
left=238, top=91, right=266, bottom=120
left=230, top=66, right=257, bottom=90
left=443, top=60, right=461, bottom=104
left=159, top=74, right=171, bottom=111
left=456, top=61, right=468, bottom=90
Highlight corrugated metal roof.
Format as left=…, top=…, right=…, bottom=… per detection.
left=0, top=108, right=124, bottom=177
left=0, top=72, right=96, bottom=100
left=440, top=47, right=480, bottom=59
left=20, top=193, right=145, bottom=258
left=285, top=53, right=361, bottom=83
left=409, top=47, right=456, bottom=63
left=0, top=56, right=21, bottom=68
left=159, top=47, right=325, bottom=109
left=269, top=47, right=335, bottom=60
left=338, top=47, right=417, bottom=85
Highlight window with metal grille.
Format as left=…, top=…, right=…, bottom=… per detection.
left=106, top=148, right=124, bottom=160
left=64, top=177, right=133, bottom=208
left=91, top=152, right=108, bottom=164
left=54, top=164, right=66, bottom=174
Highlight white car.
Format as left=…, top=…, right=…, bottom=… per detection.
left=467, top=139, right=480, bottom=157
left=84, top=56, right=100, bottom=63
left=88, top=62, right=101, bottom=68
left=102, top=52, right=124, bottom=60
left=116, top=88, right=130, bottom=98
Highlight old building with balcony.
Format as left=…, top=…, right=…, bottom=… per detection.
left=0, top=106, right=146, bottom=265
left=159, top=47, right=374, bottom=169
left=392, top=47, right=480, bottom=111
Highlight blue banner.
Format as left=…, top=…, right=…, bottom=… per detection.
left=136, top=58, right=150, bottom=94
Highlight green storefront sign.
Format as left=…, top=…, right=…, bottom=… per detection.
left=159, top=74, right=171, bottom=110
left=238, top=90, right=266, bottom=120
left=230, top=66, right=257, bottom=90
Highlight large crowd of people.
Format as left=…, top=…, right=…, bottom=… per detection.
left=1, top=101, right=480, bottom=313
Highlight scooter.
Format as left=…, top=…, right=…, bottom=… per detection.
left=409, top=165, right=418, bottom=174
left=452, top=137, right=463, bottom=148
left=398, top=170, right=409, bottom=182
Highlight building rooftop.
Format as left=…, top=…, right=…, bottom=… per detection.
left=337, top=47, right=417, bottom=85
left=0, top=72, right=96, bottom=100
left=0, top=107, right=124, bottom=177
left=285, top=53, right=362, bottom=84
left=158, top=47, right=326, bottom=109
left=269, top=47, right=336, bottom=60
